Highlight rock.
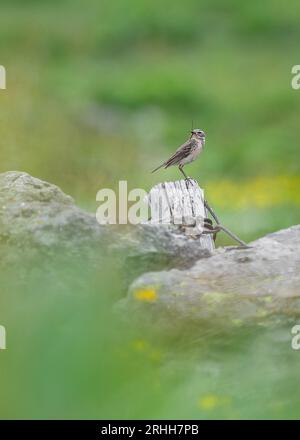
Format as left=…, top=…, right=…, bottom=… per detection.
left=0, top=171, right=105, bottom=253
left=124, top=225, right=300, bottom=330
left=0, top=172, right=210, bottom=276
left=113, top=223, right=211, bottom=282
left=2, top=171, right=299, bottom=330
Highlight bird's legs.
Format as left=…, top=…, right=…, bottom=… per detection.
left=179, top=165, right=193, bottom=186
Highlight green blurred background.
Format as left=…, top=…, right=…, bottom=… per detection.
left=0, top=0, right=300, bottom=420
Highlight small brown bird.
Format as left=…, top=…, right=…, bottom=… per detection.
left=151, top=129, right=206, bottom=181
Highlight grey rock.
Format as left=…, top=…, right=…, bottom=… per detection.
left=124, top=225, right=300, bottom=329
left=113, top=223, right=210, bottom=281
left=0, top=171, right=210, bottom=275
left=0, top=171, right=104, bottom=252
left=2, top=171, right=299, bottom=328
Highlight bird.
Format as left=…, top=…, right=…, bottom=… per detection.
left=151, top=129, right=206, bottom=181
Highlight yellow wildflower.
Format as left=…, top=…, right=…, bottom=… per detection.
left=134, top=288, right=157, bottom=302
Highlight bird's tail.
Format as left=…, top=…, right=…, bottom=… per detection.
left=151, top=163, right=165, bottom=173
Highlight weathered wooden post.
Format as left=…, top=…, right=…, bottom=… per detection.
left=147, top=179, right=215, bottom=251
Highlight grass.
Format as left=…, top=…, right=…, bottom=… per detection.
left=0, top=252, right=300, bottom=419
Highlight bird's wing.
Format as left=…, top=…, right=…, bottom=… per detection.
left=164, top=138, right=197, bottom=168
